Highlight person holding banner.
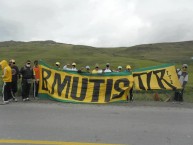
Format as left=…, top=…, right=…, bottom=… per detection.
left=92, top=64, right=103, bottom=74
left=104, top=63, right=112, bottom=72
left=71, top=62, right=77, bottom=71
left=33, top=60, right=40, bottom=98
left=125, top=65, right=134, bottom=101
left=174, top=64, right=188, bottom=103
left=55, top=62, right=61, bottom=70
left=63, top=63, right=71, bottom=70
left=117, top=66, right=122, bottom=72
left=85, top=66, right=90, bottom=73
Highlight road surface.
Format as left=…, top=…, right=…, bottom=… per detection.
left=0, top=100, right=193, bottom=145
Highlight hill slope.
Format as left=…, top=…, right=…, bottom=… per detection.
left=0, top=40, right=193, bottom=68
left=0, top=40, right=192, bottom=101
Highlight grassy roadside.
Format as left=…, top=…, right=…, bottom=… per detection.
left=0, top=40, right=192, bottom=102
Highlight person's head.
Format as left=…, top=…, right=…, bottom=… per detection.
left=55, top=62, right=60, bottom=68
left=182, top=64, right=188, bottom=72
left=0, top=60, right=8, bottom=69
left=72, top=62, right=76, bottom=68
left=118, top=66, right=122, bottom=71
left=126, top=65, right=131, bottom=71
left=34, top=60, right=38, bottom=66
left=26, top=60, right=31, bottom=67
left=9, top=59, right=15, bottom=66
left=86, top=65, right=90, bottom=71
left=106, top=63, right=110, bottom=68
left=95, top=64, right=99, bottom=70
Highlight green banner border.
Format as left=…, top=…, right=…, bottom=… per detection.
left=133, top=63, right=175, bottom=73
left=38, top=93, right=127, bottom=104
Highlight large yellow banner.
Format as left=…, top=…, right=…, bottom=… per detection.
left=38, top=62, right=181, bottom=103
left=133, top=64, right=182, bottom=90
left=38, top=62, right=134, bottom=103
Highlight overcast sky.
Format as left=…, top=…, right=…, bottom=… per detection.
left=0, top=0, right=193, bottom=47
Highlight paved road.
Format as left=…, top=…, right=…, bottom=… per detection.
left=0, top=101, right=193, bottom=145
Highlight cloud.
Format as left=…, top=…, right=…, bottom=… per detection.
left=0, top=0, right=193, bottom=47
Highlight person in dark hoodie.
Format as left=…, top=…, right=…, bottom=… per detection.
left=20, top=60, right=35, bottom=101
left=9, top=59, right=19, bottom=100
left=0, top=60, right=14, bottom=104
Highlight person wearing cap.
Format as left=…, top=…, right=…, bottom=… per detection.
left=20, top=60, right=35, bottom=101
left=55, top=62, right=61, bottom=70
left=9, top=59, right=19, bottom=100
left=33, top=60, right=40, bottom=98
left=71, top=62, right=77, bottom=71
left=0, top=60, right=15, bottom=104
left=85, top=66, right=90, bottom=73
left=174, top=64, right=188, bottom=103
left=125, top=65, right=131, bottom=72
left=125, top=65, right=134, bottom=101
left=117, top=66, right=122, bottom=72
left=104, top=63, right=112, bottom=73
left=92, top=64, right=103, bottom=74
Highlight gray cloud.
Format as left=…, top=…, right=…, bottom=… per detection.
left=0, top=0, right=193, bottom=47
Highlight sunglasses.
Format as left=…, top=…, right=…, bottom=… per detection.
left=27, top=63, right=31, bottom=64
left=183, top=66, right=187, bottom=68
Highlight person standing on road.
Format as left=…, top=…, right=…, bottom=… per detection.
left=125, top=65, right=134, bottom=102
left=174, top=64, right=188, bottom=103
left=0, top=60, right=15, bottom=104
left=33, top=60, right=40, bottom=98
left=9, top=59, right=19, bottom=100
left=20, top=60, right=35, bottom=101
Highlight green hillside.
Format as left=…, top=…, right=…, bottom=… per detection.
left=0, top=40, right=192, bottom=102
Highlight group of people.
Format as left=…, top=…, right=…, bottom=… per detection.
left=0, top=59, right=40, bottom=104
left=54, top=61, right=132, bottom=74
left=54, top=62, right=134, bottom=101
left=0, top=59, right=189, bottom=104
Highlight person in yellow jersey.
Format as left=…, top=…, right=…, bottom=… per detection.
left=92, top=64, right=103, bottom=74
left=0, top=60, right=15, bottom=104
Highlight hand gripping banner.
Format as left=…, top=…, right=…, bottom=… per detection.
left=38, top=61, right=134, bottom=103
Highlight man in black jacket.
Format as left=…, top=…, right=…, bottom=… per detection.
left=9, top=59, right=19, bottom=101
left=20, top=60, right=34, bottom=101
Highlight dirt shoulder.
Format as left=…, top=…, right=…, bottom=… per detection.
left=2, top=96, right=192, bottom=109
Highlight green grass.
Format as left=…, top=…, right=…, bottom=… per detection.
left=0, top=40, right=192, bottom=102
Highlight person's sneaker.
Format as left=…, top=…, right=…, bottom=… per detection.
left=3, top=101, right=9, bottom=104
left=8, top=98, right=13, bottom=102
left=26, top=98, right=30, bottom=101
left=23, top=98, right=26, bottom=102
left=13, top=98, right=18, bottom=102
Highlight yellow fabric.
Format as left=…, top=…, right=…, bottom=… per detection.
left=133, top=65, right=182, bottom=90
left=39, top=64, right=134, bottom=103
left=0, top=60, right=12, bottom=82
